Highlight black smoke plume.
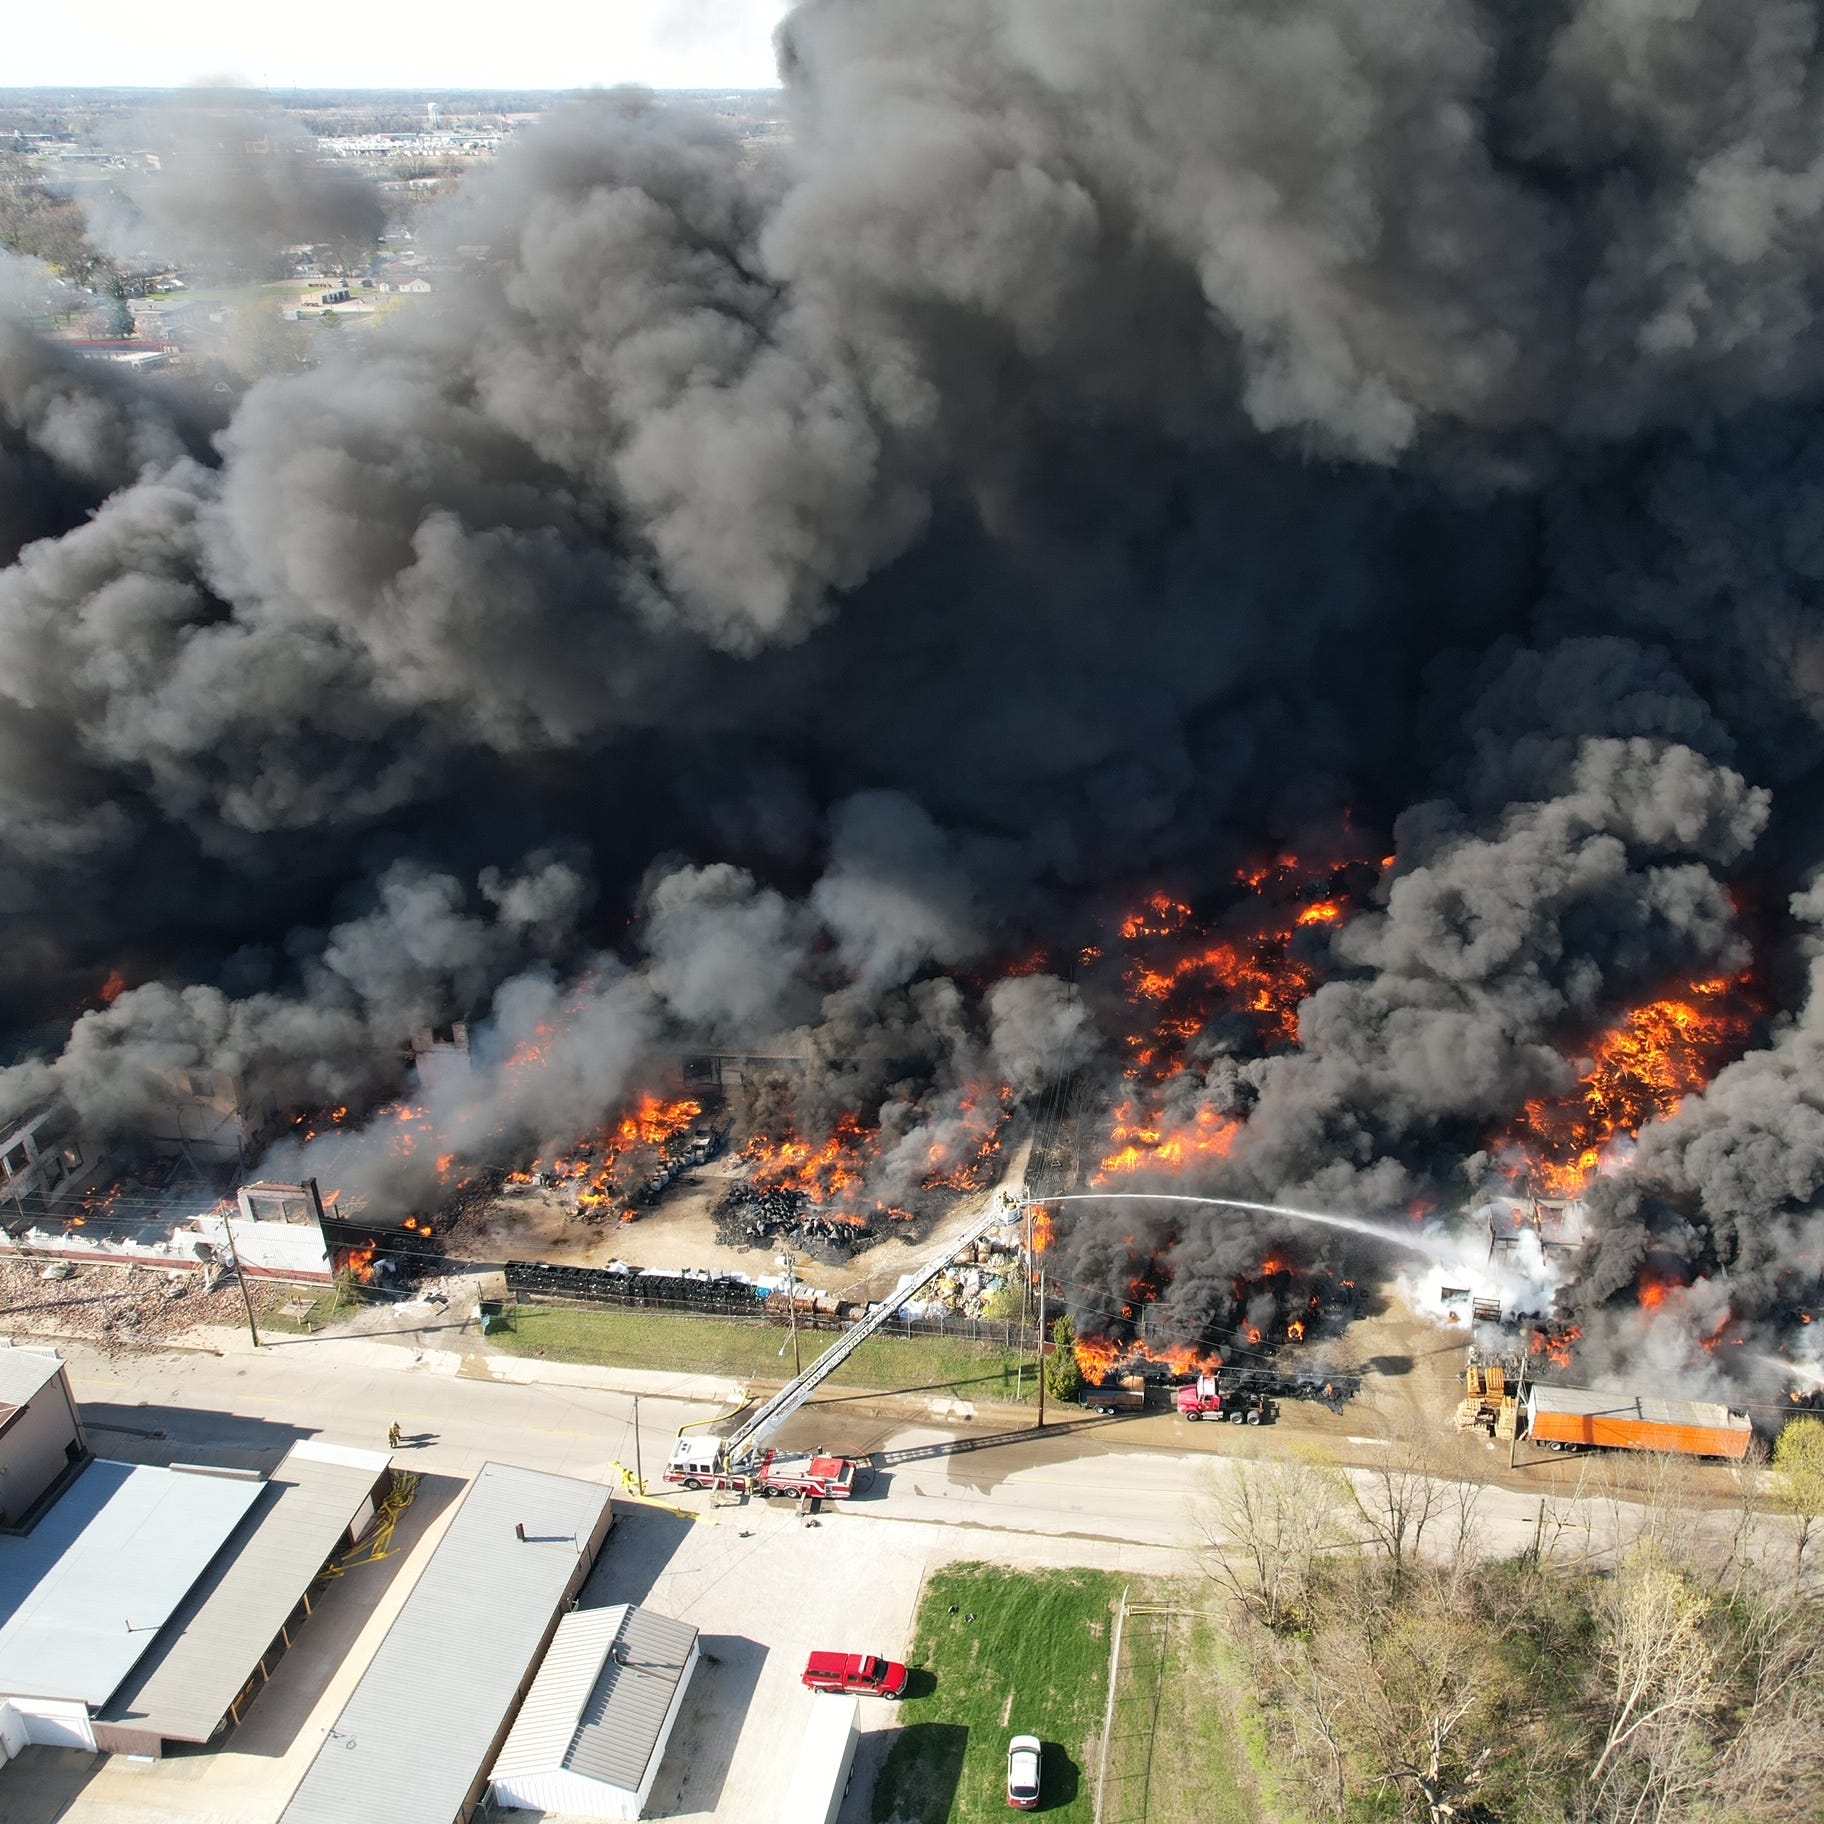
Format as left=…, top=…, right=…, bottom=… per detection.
left=5, top=2, right=1824, bottom=1398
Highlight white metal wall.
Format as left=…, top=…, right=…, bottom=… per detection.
left=490, top=1639, right=699, bottom=1821
left=5, top=1697, right=96, bottom=1752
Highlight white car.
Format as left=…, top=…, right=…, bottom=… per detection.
left=1007, top=1734, right=1041, bottom=1810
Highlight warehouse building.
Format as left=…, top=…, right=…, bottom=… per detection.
left=0, top=1347, right=87, bottom=1529
left=0, top=1458, right=264, bottom=1753
left=489, top=1604, right=699, bottom=1819
left=93, top=1440, right=391, bottom=1755
left=0, top=1346, right=390, bottom=1762
left=281, top=1462, right=615, bottom=1824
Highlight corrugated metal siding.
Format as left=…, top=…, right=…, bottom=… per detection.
left=491, top=1766, right=638, bottom=1820
left=280, top=1462, right=613, bottom=1824
left=1530, top=1409, right=1754, bottom=1459
left=0, top=1461, right=262, bottom=1706
left=96, top=1447, right=386, bottom=1744
left=0, top=1349, right=65, bottom=1409
left=491, top=1604, right=699, bottom=1799
left=1528, top=1384, right=1751, bottom=1434
left=567, top=1609, right=697, bottom=1791
left=491, top=1606, right=623, bottom=1781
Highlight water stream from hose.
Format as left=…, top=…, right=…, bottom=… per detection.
left=1027, top=1190, right=1471, bottom=1269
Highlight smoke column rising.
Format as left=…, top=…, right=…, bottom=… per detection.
left=3, top=2, right=1824, bottom=1391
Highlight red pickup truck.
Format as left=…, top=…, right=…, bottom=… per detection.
left=802, top=1650, right=909, bottom=1698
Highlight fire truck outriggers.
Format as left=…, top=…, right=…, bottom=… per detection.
left=663, top=1194, right=1020, bottom=1499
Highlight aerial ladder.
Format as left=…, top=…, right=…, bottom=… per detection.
left=664, top=1192, right=1020, bottom=1498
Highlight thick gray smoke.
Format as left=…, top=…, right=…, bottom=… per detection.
left=4, top=2, right=1824, bottom=1396
left=89, top=96, right=384, bottom=280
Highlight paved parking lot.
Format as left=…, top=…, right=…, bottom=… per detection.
left=590, top=1455, right=1180, bottom=1824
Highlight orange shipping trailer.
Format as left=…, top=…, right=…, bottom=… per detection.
left=1526, top=1386, right=1753, bottom=1460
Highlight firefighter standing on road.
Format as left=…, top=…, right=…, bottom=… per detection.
left=388, top=1421, right=402, bottom=1450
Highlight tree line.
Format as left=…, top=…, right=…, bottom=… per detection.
left=1196, top=1413, right=1824, bottom=1824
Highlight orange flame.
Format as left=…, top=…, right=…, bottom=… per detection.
left=746, top=1112, right=873, bottom=1205
left=530, top=1093, right=706, bottom=1213
left=1095, top=857, right=1359, bottom=1183
left=1073, top=1333, right=1223, bottom=1378
left=1529, top=1325, right=1582, bottom=1371
left=100, top=968, right=127, bottom=1005
left=1501, top=974, right=1755, bottom=1196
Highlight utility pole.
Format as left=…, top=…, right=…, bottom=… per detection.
left=631, top=1393, right=643, bottom=1494
left=1036, top=1262, right=1046, bottom=1430
left=1509, top=1350, right=1527, bottom=1471
left=778, top=1253, right=801, bottom=1378
left=220, top=1209, right=262, bottom=1350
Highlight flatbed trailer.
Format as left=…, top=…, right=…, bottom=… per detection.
left=1080, top=1379, right=1145, bottom=1413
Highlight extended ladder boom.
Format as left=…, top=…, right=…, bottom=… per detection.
left=727, top=1197, right=1016, bottom=1461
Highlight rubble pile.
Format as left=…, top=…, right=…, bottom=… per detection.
left=499, top=1107, right=729, bottom=1226
left=919, top=1234, right=1021, bottom=1316
left=0, top=1253, right=277, bottom=1353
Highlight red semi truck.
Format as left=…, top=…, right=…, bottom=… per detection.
left=1177, top=1374, right=1272, bottom=1424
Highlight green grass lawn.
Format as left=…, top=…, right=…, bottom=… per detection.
left=871, top=1564, right=1124, bottom=1823
left=488, top=1303, right=1039, bottom=1401
left=1100, top=1586, right=1272, bottom=1824
left=258, top=1278, right=371, bottom=1335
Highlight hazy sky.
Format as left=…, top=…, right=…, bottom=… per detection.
left=8, top=0, right=792, bottom=91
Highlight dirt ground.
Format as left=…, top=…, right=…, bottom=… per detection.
left=445, top=1140, right=1033, bottom=1303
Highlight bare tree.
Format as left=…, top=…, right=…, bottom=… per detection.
left=1703, top=1581, right=1824, bottom=1824
left=1312, top=1572, right=1502, bottom=1824
left=1351, top=1405, right=1484, bottom=1592
left=1196, top=1446, right=1354, bottom=1632
left=1263, top=1629, right=1350, bottom=1820
left=1587, top=1546, right=1724, bottom=1821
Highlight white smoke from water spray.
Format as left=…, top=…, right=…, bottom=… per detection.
left=1035, top=1189, right=1468, bottom=1266
left=1032, top=1189, right=1566, bottom=1326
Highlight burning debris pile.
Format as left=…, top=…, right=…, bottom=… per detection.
left=1085, top=857, right=1375, bottom=1184
left=1491, top=975, right=1760, bottom=1201
left=715, top=1089, right=1015, bottom=1261
left=10, top=6, right=1824, bottom=1410
left=503, top=1093, right=724, bottom=1223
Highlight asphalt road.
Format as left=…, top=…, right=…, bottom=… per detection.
left=51, top=1325, right=1739, bottom=1564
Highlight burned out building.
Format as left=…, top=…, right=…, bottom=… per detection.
left=0, top=1102, right=92, bottom=1224
left=142, top=1064, right=281, bottom=1169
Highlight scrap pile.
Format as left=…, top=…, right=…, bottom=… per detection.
left=0, top=1254, right=269, bottom=1354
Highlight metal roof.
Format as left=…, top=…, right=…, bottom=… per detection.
left=97, top=1441, right=388, bottom=1744
left=280, top=1462, right=613, bottom=1824
left=492, top=1604, right=698, bottom=1795
left=0, top=1460, right=263, bottom=1706
left=1528, top=1385, right=1751, bottom=1432
left=0, top=1347, right=66, bottom=1409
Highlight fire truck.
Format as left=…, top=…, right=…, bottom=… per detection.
left=664, top=1442, right=858, bottom=1499
left=664, top=1194, right=1020, bottom=1499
